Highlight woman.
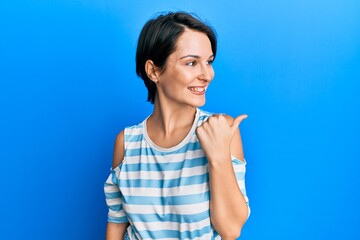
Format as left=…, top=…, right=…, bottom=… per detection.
left=104, top=12, right=250, bottom=240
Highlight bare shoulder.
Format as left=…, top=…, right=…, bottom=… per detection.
left=223, top=114, right=246, bottom=162
left=112, top=130, right=125, bottom=169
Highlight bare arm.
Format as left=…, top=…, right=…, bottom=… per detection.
left=105, top=131, right=130, bottom=239
left=106, top=222, right=129, bottom=240
left=196, top=114, right=249, bottom=239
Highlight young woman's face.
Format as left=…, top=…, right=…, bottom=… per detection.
left=155, top=29, right=215, bottom=107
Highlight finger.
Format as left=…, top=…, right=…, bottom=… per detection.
left=230, top=114, right=248, bottom=132
left=195, top=126, right=202, bottom=135
left=210, top=114, right=226, bottom=125
left=202, top=121, right=210, bottom=131
left=205, top=115, right=220, bottom=125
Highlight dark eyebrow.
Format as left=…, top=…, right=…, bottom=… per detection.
left=179, top=55, right=200, bottom=60
left=179, top=54, right=214, bottom=60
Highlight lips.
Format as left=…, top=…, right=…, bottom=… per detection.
left=188, top=86, right=206, bottom=95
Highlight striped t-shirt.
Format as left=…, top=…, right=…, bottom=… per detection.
left=104, top=108, right=250, bottom=239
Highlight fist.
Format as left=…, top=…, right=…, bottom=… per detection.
left=196, top=114, right=247, bottom=160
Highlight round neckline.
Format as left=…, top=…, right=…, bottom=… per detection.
left=143, top=108, right=200, bottom=152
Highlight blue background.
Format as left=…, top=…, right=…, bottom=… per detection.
left=1, top=1, right=360, bottom=239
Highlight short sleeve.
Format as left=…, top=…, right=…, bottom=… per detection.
left=104, top=166, right=129, bottom=223
left=231, top=156, right=251, bottom=218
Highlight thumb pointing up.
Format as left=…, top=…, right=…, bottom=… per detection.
left=230, top=114, right=248, bottom=133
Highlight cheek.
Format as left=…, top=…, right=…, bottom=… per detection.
left=177, top=72, right=196, bottom=86
left=161, top=76, right=187, bottom=93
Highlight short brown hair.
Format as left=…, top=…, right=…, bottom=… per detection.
left=136, top=11, right=217, bottom=104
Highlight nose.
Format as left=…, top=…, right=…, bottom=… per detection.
left=199, top=63, right=214, bottom=82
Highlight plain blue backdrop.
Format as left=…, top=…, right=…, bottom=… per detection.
left=1, top=0, right=360, bottom=239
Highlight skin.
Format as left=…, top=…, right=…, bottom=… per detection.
left=106, top=130, right=129, bottom=240
left=106, top=28, right=248, bottom=239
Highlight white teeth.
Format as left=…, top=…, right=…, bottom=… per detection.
left=189, top=87, right=205, bottom=93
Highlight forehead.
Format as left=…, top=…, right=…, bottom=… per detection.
left=173, top=29, right=213, bottom=56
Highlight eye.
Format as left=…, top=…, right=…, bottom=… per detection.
left=206, top=60, right=214, bottom=65
left=186, top=61, right=197, bottom=66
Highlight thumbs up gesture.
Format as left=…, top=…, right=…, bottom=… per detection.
left=196, top=114, right=247, bottom=161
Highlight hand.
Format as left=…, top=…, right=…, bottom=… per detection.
left=196, top=114, right=248, bottom=161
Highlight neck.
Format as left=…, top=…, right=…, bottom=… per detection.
left=150, top=95, right=197, bottom=136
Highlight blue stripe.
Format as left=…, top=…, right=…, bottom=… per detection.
left=138, top=225, right=212, bottom=239
left=105, top=191, right=121, bottom=199
left=122, top=156, right=207, bottom=172
left=122, top=192, right=210, bottom=205
left=110, top=172, right=119, bottom=185
left=108, top=204, right=124, bottom=212
left=108, top=216, right=128, bottom=223
left=125, top=134, right=144, bottom=142
left=212, top=231, right=220, bottom=240
left=128, top=210, right=210, bottom=223
left=125, top=141, right=202, bottom=156
left=128, top=125, right=143, bottom=129
left=199, top=115, right=210, bottom=121
left=232, top=158, right=246, bottom=164
left=119, top=173, right=209, bottom=188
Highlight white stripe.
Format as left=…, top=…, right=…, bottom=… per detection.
left=126, top=127, right=143, bottom=135
left=108, top=209, right=126, bottom=217
left=233, top=164, right=246, bottom=172
left=106, top=198, right=122, bottom=206
left=193, top=232, right=216, bottom=240
left=120, top=182, right=209, bottom=197
left=125, top=140, right=146, bottom=150
left=237, top=180, right=245, bottom=189
left=134, top=217, right=211, bottom=232
left=135, top=231, right=141, bottom=240
left=144, top=231, right=216, bottom=240
left=125, top=137, right=199, bottom=150
left=143, top=238, right=178, bottom=240
left=104, top=185, right=120, bottom=193
left=124, top=149, right=205, bottom=164
left=114, top=166, right=121, bottom=175
left=213, top=234, right=221, bottom=240
left=119, top=165, right=208, bottom=180
left=124, top=201, right=209, bottom=215
left=126, top=227, right=133, bottom=240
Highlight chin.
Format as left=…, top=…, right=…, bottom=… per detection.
left=188, top=98, right=206, bottom=108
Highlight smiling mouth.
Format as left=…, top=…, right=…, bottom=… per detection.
left=188, top=86, right=206, bottom=95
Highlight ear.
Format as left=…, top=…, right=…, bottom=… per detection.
left=145, top=60, right=160, bottom=83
